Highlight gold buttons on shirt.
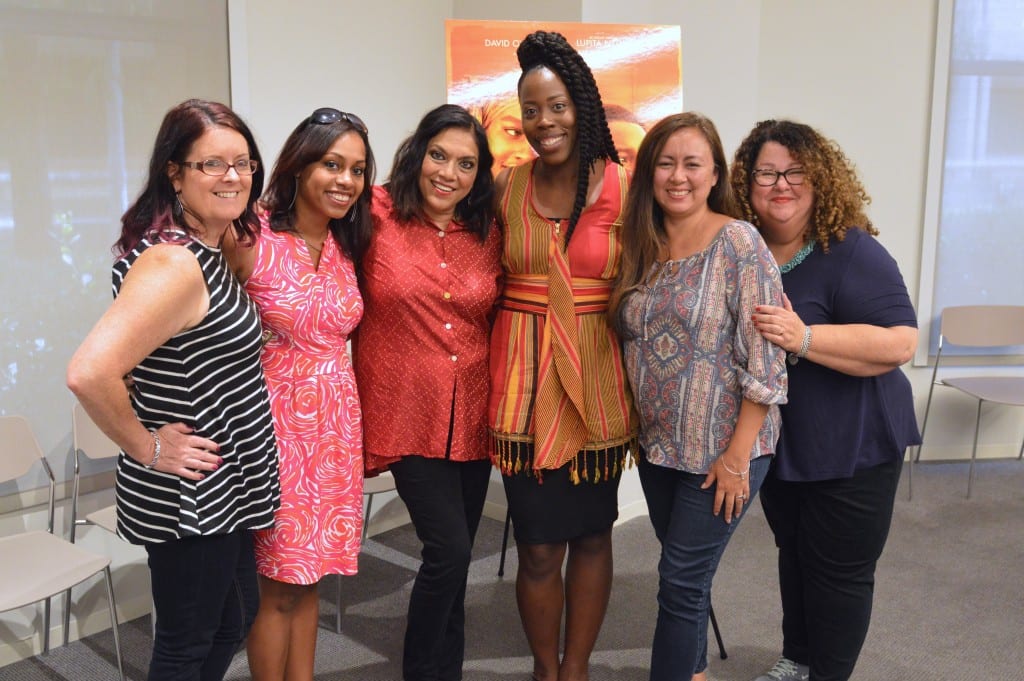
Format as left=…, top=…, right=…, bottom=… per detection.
left=438, top=231, right=446, bottom=238
left=443, top=291, right=451, bottom=300
left=450, top=355, right=458, bottom=362
left=445, top=323, right=452, bottom=330
left=440, top=262, right=448, bottom=269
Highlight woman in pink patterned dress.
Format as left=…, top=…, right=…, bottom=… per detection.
left=224, top=108, right=374, bottom=681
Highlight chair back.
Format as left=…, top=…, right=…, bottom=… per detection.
left=0, top=415, right=48, bottom=484
left=72, top=402, right=120, bottom=462
left=940, top=305, right=1024, bottom=348
left=0, top=415, right=57, bottom=532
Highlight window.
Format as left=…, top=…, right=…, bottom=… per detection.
left=918, top=0, right=1024, bottom=361
left=0, top=1, right=230, bottom=486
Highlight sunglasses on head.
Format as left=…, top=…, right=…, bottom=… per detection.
left=308, top=107, right=368, bottom=134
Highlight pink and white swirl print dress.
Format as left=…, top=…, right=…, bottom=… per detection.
left=246, top=226, right=364, bottom=584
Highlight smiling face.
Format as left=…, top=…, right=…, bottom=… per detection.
left=417, top=126, right=480, bottom=228
left=170, top=126, right=253, bottom=235
left=519, top=67, right=577, bottom=167
left=295, top=130, right=366, bottom=224
left=652, top=126, right=719, bottom=224
left=484, top=100, right=533, bottom=176
left=750, top=141, right=814, bottom=248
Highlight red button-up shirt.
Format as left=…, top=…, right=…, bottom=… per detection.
left=354, top=185, right=502, bottom=472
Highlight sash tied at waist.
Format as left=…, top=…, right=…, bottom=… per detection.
left=500, top=274, right=612, bottom=316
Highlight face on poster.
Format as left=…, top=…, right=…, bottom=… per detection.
left=446, top=20, right=683, bottom=177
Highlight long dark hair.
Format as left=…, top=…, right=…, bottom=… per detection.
left=116, top=99, right=264, bottom=255
left=516, top=30, right=619, bottom=243
left=385, top=103, right=495, bottom=241
left=262, top=110, right=375, bottom=268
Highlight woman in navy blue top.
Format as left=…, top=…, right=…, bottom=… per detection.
left=731, top=120, right=920, bottom=681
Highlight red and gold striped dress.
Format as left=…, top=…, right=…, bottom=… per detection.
left=489, top=160, right=636, bottom=486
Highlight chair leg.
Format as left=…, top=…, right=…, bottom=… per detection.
left=43, top=596, right=51, bottom=654
left=967, top=400, right=984, bottom=499
left=102, top=567, right=125, bottom=681
left=498, top=508, right=512, bottom=578
left=1018, top=433, right=1024, bottom=460
left=335, top=574, right=344, bottom=634
left=907, top=443, right=914, bottom=501
left=62, top=588, right=72, bottom=647
left=709, top=602, right=727, bottom=659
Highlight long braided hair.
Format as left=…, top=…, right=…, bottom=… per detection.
left=516, top=31, right=619, bottom=244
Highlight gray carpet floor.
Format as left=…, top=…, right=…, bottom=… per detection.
left=3, top=460, right=1023, bottom=680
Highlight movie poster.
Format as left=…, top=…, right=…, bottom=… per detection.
left=445, top=20, right=683, bottom=177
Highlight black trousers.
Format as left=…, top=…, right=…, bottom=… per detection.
left=390, top=455, right=492, bottom=681
left=759, top=457, right=902, bottom=681
left=145, top=530, right=259, bottom=681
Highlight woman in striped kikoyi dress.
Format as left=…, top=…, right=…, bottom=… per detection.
left=488, top=31, right=637, bottom=681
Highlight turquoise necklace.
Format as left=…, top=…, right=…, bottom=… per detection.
left=779, top=241, right=814, bottom=274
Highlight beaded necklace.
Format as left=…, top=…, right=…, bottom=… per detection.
left=779, top=241, right=814, bottom=274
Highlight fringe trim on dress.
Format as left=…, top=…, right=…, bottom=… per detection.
left=492, top=434, right=638, bottom=484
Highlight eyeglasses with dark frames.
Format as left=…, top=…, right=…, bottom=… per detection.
left=752, top=167, right=807, bottom=187
left=181, top=159, right=259, bottom=176
left=308, top=107, right=368, bottom=134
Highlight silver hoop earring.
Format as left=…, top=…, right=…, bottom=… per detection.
left=287, top=176, right=298, bottom=211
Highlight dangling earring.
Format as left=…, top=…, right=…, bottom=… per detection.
left=173, top=192, right=184, bottom=220
left=347, top=203, right=359, bottom=223
left=287, top=176, right=298, bottom=211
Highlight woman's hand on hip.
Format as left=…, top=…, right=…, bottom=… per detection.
left=150, top=423, right=222, bottom=481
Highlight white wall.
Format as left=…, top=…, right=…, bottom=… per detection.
left=5, top=0, right=1021, bottom=666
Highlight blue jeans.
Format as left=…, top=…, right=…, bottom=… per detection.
left=639, top=454, right=771, bottom=680
left=145, top=530, right=259, bottom=681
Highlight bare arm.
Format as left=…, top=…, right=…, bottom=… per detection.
left=753, top=296, right=917, bottom=377
left=66, top=245, right=223, bottom=480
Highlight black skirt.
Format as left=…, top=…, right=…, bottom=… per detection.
left=501, top=443, right=630, bottom=544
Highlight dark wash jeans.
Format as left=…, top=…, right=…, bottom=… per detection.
left=390, top=455, right=492, bottom=681
left=760, top=457, right=902, bottom=681
left=639, top=454, right=771, bottom=679
left=144, top=529, right=258, bottom=681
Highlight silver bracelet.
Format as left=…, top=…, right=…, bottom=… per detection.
left=144, top=430, right=161, bottom=469
left=789, top=325, right=814, bottom=364
left=721, top=459, right=750, bottom=480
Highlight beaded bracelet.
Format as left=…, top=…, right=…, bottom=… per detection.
left=145, top=430, right=161, bottom=469
left=721, top=459, right=750, bottom=480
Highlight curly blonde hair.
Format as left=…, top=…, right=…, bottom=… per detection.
left=730, top=120, right=876, bottom=252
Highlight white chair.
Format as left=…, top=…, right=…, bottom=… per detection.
left=0, top=415, right=124, bottom=680
left=915, top=305, right=1024, bottom=498
left=66, top=402, right=155, bottom=638
left=334, top=471, right=397, bottom=633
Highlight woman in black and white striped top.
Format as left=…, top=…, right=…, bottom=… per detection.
left=68, top=99, right=280, bottom=681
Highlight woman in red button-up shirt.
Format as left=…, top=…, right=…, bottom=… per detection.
left=352, top=104, right=502, bottom=681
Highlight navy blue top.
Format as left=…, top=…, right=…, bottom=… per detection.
left=774, top=228, right=921, bottom=481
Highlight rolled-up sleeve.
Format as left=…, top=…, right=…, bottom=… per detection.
left=727, top=223, right=789, bottom=406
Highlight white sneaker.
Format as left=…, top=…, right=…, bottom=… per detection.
left=752, top=656, right=809, bottom=681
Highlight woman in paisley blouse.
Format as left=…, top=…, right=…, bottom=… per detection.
left=224, top=107, right=374, bottom=681
left=609, top=112, right=788, bottom=681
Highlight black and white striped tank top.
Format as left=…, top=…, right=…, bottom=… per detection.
left=112, top=232, right=281, bottom=544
